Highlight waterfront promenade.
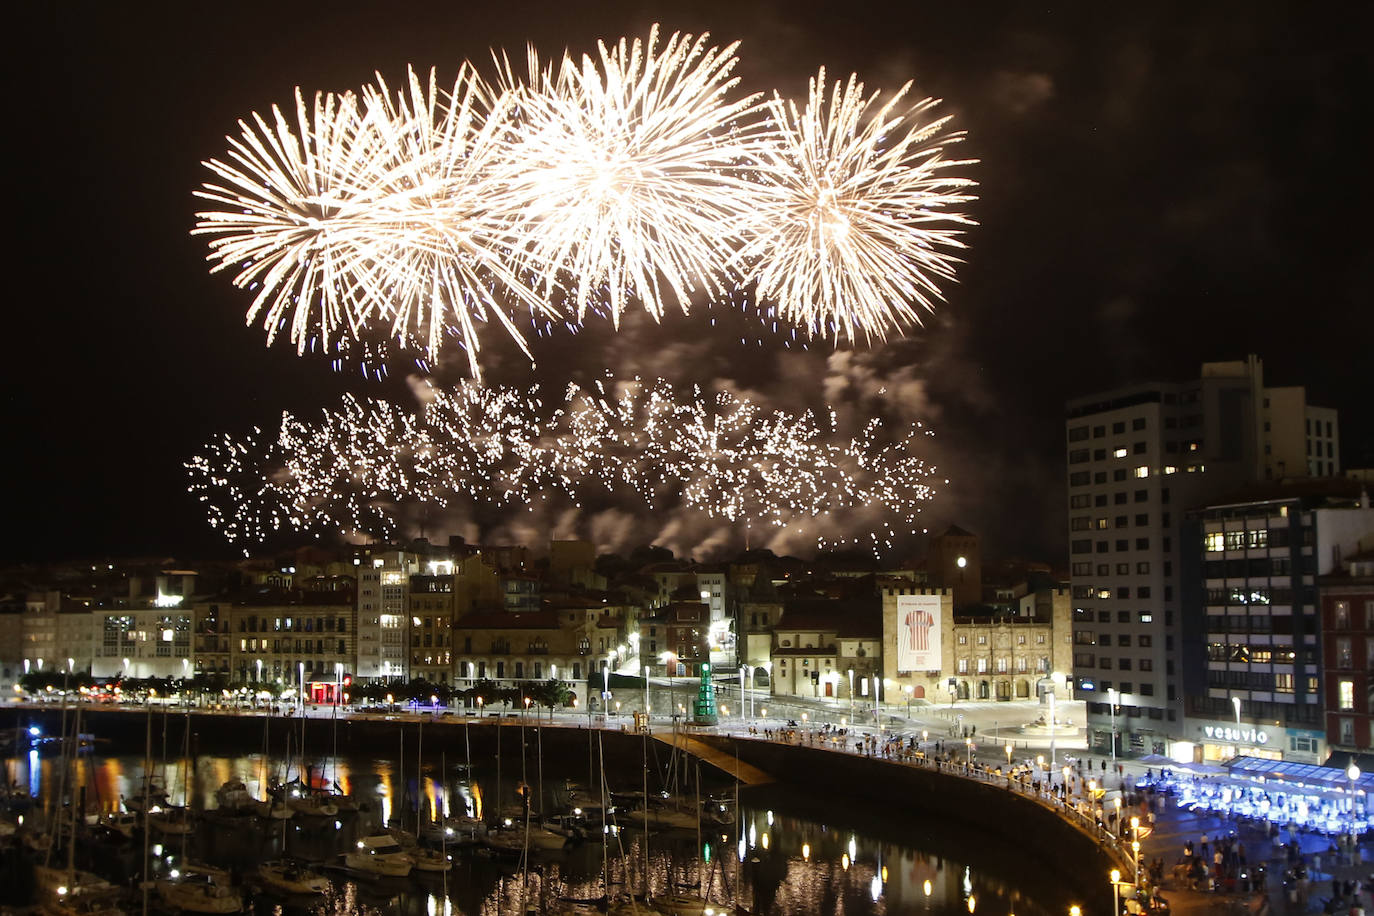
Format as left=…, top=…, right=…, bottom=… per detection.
left=10, top=694, right=1371, bottom=916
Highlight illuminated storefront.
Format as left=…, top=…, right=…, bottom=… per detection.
left=1181, top=718, right=1324, bottom=764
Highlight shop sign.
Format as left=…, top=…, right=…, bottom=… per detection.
left=1203, top=725, right=1269, bottom=745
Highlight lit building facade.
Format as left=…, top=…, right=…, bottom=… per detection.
left=1066, top=355, right=1339, bottom=756
left=1181, top=486, right=1372, bottom=763
left=880, top=585, right=1073, bottom=707
left=1321, top=547, right=1374, bottom=753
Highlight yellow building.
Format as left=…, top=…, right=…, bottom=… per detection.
left=880, top=585, right=1073, bottom=705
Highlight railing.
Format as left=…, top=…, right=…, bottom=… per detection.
left=735, top=726, right=1136, bottom=876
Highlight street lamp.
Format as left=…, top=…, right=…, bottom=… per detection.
left=1232, top=695, right=1244, bottom=756
left=1005, top=743, right=1014, bottom=767
left=965, top=737, right=974, bottom=765
left=1049, top=689, right=1057, bottom=769
left=1130, top=816, right=1142, bottom=883
left=1348, top=763, right=1362, bottom=835
left=1111, top=869, right=1122, bottom=916
left=1108, top=687, right=1118, bottom=771
left=660, top=651, right=677, bottom=721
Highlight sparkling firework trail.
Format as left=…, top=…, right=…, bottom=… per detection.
left=186, top=378, right=939, bottom=555
left=738, top=68, right=977, bottom=342
left=194, top=26, right=975, bottom=378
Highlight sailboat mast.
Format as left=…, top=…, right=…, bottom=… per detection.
left=696, top=762, right=703, bottom=897
left=416, top=719, right=422, bottom=841
left=142, top=698, right=152, bottom=916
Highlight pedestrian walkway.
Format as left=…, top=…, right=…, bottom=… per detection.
left=652, top=730, right=774, bottom=786
left=1120, top=764, right=1373, bottom=916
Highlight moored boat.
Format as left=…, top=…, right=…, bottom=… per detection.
left=343, top=834, right=413, bottom=877
left=254, top=859, right=331, bottom=896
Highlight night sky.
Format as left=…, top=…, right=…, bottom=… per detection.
left=7, top=2, right=1371, bottom=565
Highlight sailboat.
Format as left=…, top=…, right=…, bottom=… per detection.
left=343, top=833, right=413, bottom=877
left=253, top=859, right=331, bottom=896
left=406, top=721, right=452, bottom=874
left=154, top=863, right=242, bottom=914
left=33, top=704, right=127, bottom=916
left=252, top=717, right=292, bottom=821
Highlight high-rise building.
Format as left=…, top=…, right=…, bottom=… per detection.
left=354, top=547, right=421, bottom=681
left=1065, top=355, right=1339, bottom=757
left=1182, top=482, right=1372, bottom=763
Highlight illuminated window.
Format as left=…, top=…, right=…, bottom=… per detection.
left=1113, top=448, right=1128, bottom=459
left=1339, top=680, right=1355, bottom=710
left=1205, top=532, right=1225, bottom=552
left=1134, top=466, right=1150, bottom=479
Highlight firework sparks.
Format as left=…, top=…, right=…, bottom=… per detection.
left=186, top=378, right=938, bottom=554
left=194, top=27, right=975, bottom=378
left=498, top=26, right=768, bottom=325
left=737, top=68, right=977, bottom=342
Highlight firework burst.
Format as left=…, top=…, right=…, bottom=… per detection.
left=186, top=378, right=938, bottom=555
left=194, top=27, right=975, bottom=378
left=736, top=68, right=977, bottom=342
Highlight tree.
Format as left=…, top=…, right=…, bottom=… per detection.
left=530, top=677, right=573, bottom=713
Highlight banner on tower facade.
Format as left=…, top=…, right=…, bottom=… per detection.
left=896, top=594, right=942, bottom=672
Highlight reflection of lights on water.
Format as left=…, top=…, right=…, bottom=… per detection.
left=27, top=750, right=39, bottom=796
left=881, top=865, right=888, bottom=882
left=849, top=836, right=857, bottom=861
left=802, top=843, right=811, bottom=861
left=749, top=823, right=757, bottom=847
left=766, top=810, right=774, bottom=826
left=761, top=833, right=769, bottom=850
left=924, top=879, right=933, bottom=896
left=425, top=894, right=452, bottom=916
left=703, top=843, right=711, bottom=864
left=963, top=866, right=972, bottom=895
left=968, top=895, right=977, bottom=913
left=871, top=875, right=883, bottom=901
left=842, top=853, right=850, bottom=870
left=469, top=781, right=483, bottom=822
left=738, top=837, right=747, bottom=862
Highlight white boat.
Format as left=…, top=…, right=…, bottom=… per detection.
left=33, top=864, right=125, bottom=916
left=147, top=805, right=196, bottom=836
left=419, top=814, right=486, bottom=845
left=213, top=779, right=254, bottom=812
left=155, top=866, right=242, bottom=914
left=650, top=893, right=711, bottom=916
left=343, top=834, right=413, bottom=877
left=483, top=822, right=569, bottom=853
left=254, top=859, right=330, bottom=896
left=407, top=846, right=453, bottom=873
left=285, top=791, right=338, bottom=818
left=120, top=778, right=168, bottom=814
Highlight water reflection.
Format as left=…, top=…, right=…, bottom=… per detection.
left=6, top=749, right=1060, bottom=916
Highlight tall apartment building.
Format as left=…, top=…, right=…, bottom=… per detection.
left=354, top=547, right=421, bottom=681
left=1066, top=355, right=1339, bottom=757
left=1182, top=483, right=1372, bottom=763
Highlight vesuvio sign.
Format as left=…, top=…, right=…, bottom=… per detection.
left=1203, top=725, right=1270, bottom=745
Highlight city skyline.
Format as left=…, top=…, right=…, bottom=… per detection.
left=7, top=2, right=1370, bottom=564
